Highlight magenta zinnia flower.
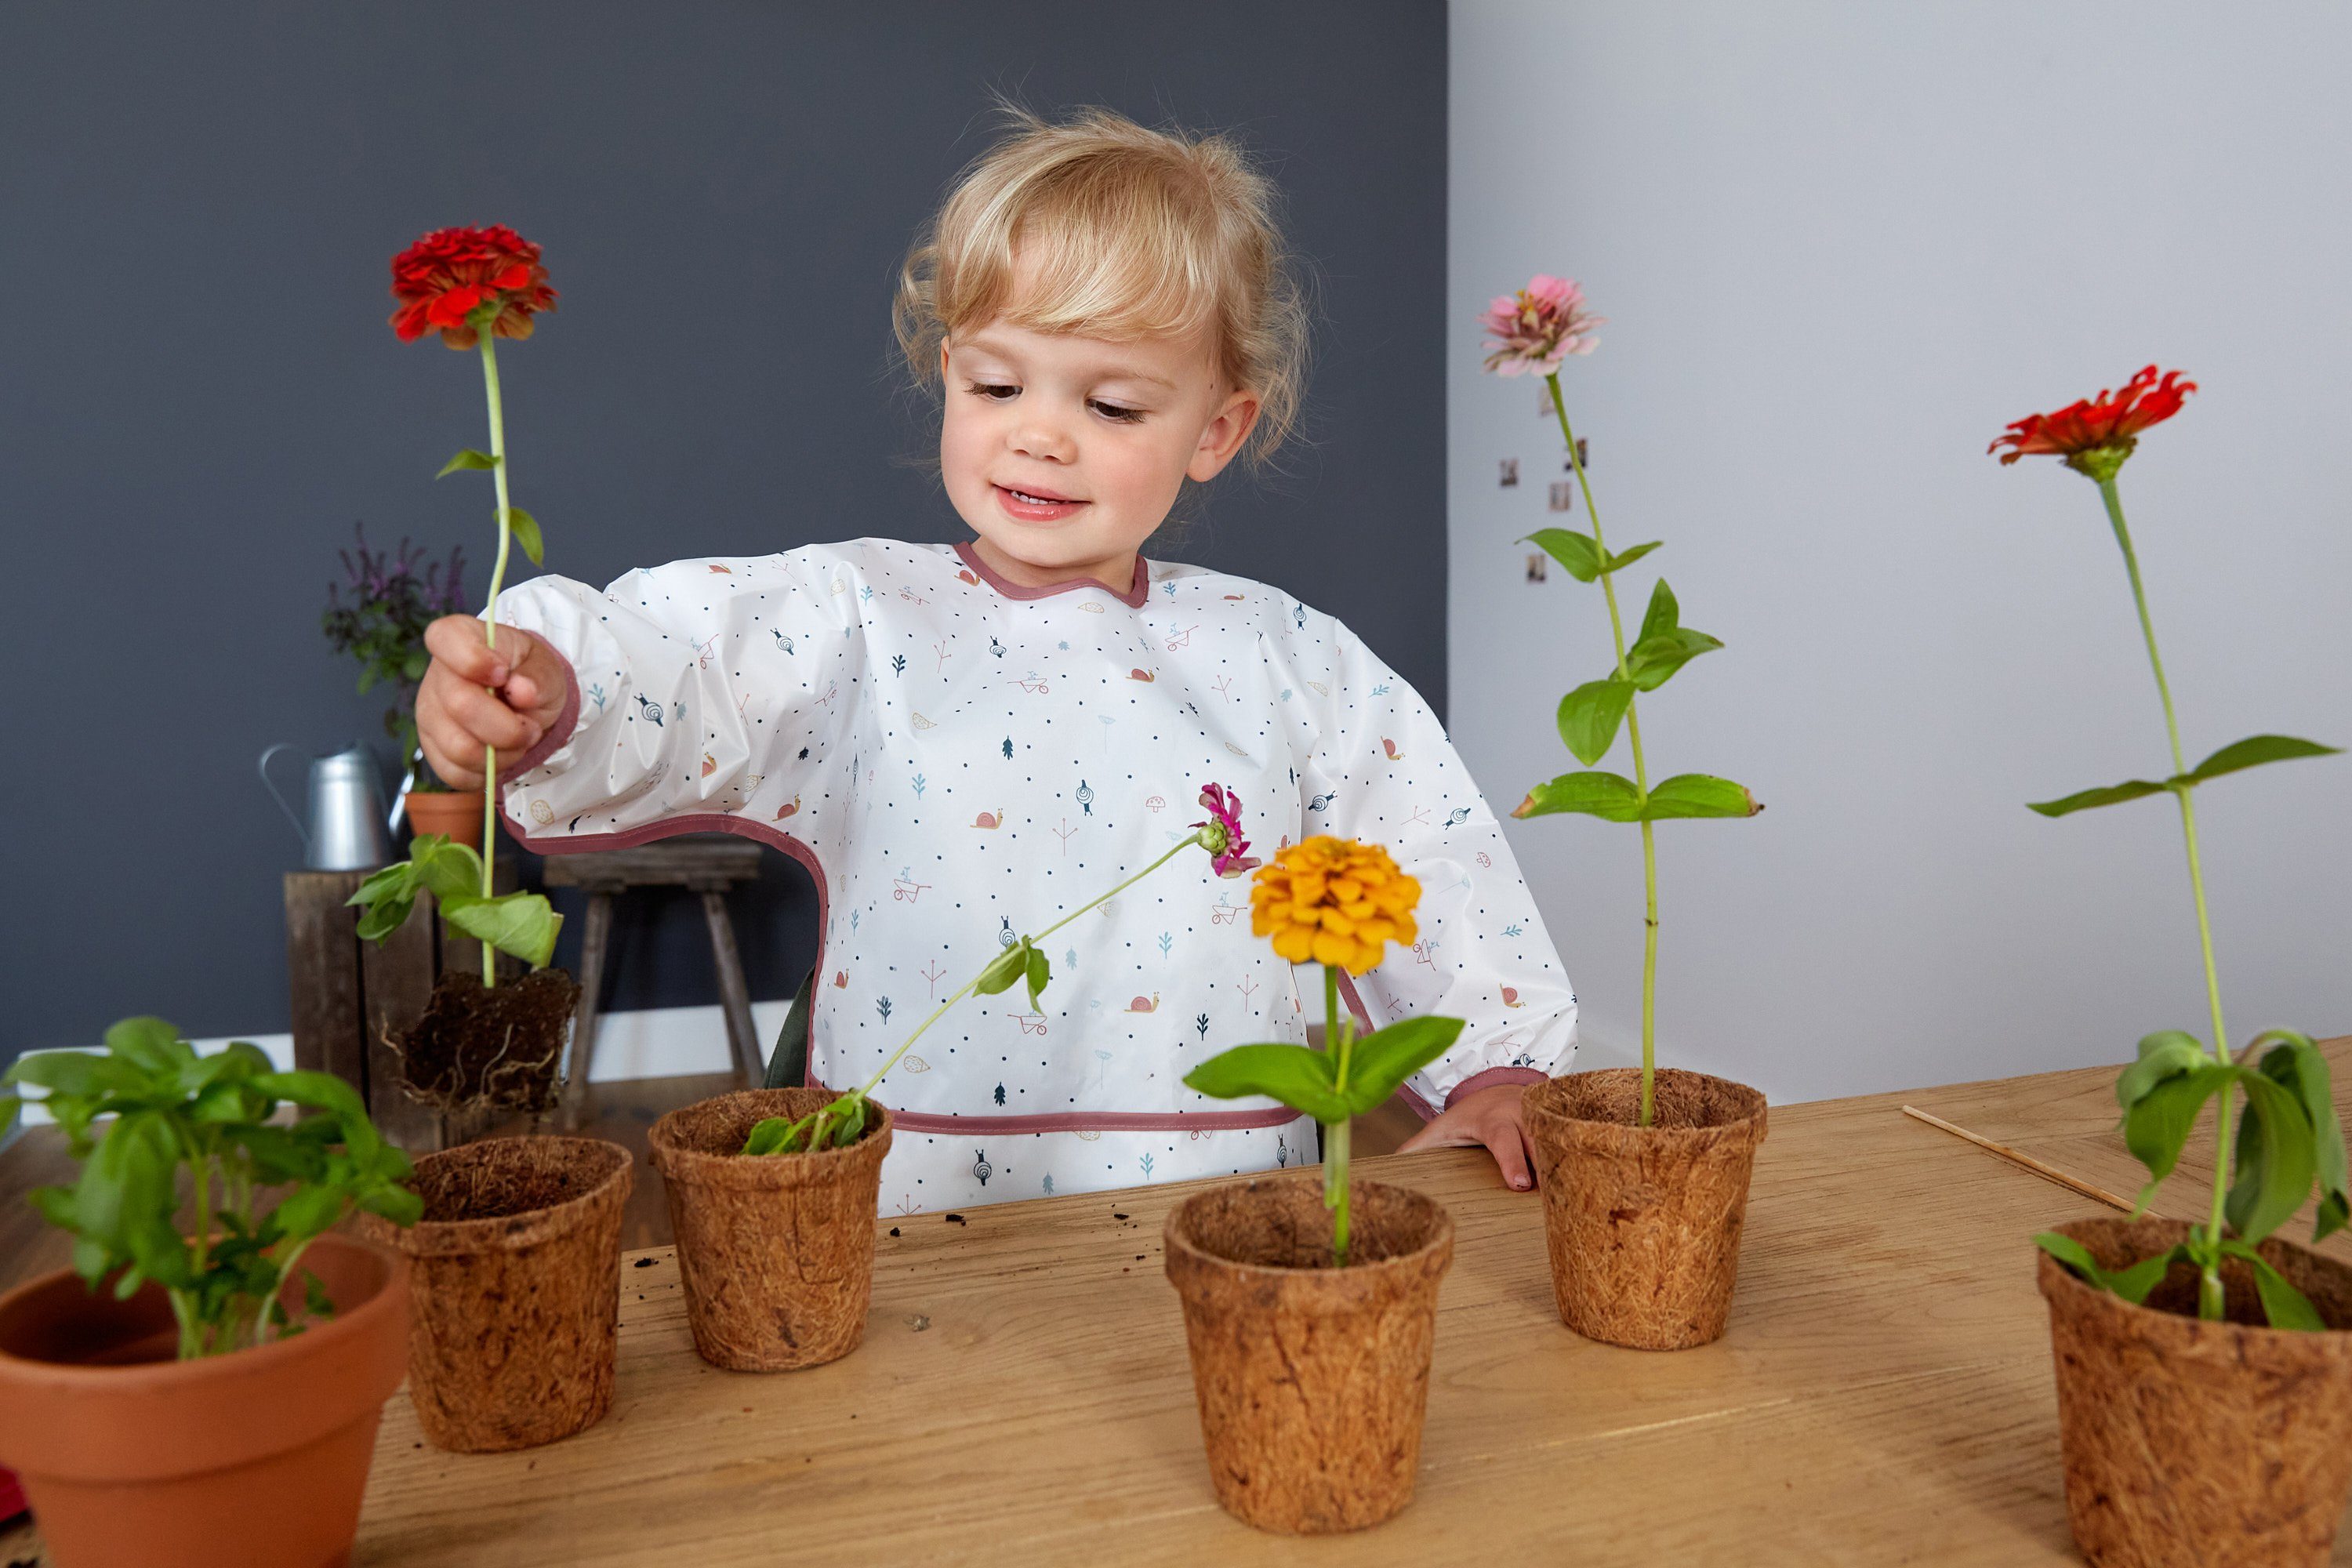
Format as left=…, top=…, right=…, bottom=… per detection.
left=1479, top=274, right=1602, bottom=376
left=1192, top=784, right=1260, bottom=880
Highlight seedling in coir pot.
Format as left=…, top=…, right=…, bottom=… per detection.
left=742, top=784, right=1261, bottom=1154
left=1991, top=366, right=2347, bottom=1326
left=347, top=225, right=577, bottom=1115
left=0, top=1018, right=420, bottom=1358
left=1184, top=835, right=1463, bottom=1266
left=1487, top=276, right=1764, bottom=1130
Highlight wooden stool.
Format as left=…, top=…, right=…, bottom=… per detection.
left=541, top=837, right=768, bottom=1128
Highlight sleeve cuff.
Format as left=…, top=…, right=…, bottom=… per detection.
left=1397, top=1065, right=1552, bottom=1123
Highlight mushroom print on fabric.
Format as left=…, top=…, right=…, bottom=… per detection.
left=490, top=539, right=1578, bottom=1213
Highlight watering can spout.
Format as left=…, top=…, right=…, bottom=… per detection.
left=259, top=742, right=393, bottom=871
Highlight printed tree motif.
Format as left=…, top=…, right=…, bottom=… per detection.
left=1042, top=1174, right=1054, bottom=1195
left=1003, top=737, right=1014, bottom=760
left=994, top=1082, right=1007, bottom=1106
left=1196, top=1013, right=1210, bottom=1040
left=912, top=773, right=927, bottom=799
left=1052, top=818, right=1077, bottom=857
left=1158, top=931, right=1174, bottom=960
left=891, top=653, right=907, bottom=674
left=1140, top=1152, right=1155, bottom=1179
left=876, top=996, right=892, bottom=1024
left=1236, top=973, right=1259, bottom=1009
left=920, top=960, right=946, bottom=1000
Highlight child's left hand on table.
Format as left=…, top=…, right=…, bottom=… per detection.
left=1397, top=1081, right=1539, bottom=1192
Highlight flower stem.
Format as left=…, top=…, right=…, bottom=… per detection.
left=475, top=327, right=516, bottom=989
left=1324, top=961, right=1352, bottom=1266
left=1548, top=372, right=1658, bottom=1127
left=2099, top=475, right=2231, bottom=1318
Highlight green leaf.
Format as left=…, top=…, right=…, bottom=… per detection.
left=2117, top=1031, right=2210, bottom=1111
left=2122, top=1063, right=2230, bottom=1201
left=973, top=939, right=1032, bottom=996
left=104, top=1018, right=191, bottom=1077
left=1521, top=528, right=1603, bottom=583
left=742, top=1115, right=806, bottom=1156
left=2226, top=1068, right=2318, bottom=1244
left=2027, top=778, right=2172, bottom=818
left=1555, top=679, right=1634, bottom=767
left=2249, top=1031, right=2350, bottom=1240
left=1641, top=774, right=1762, bottom=821
left=1605, top=540, right=1662, bottom=574
left=1624, top=627, right=1724, bottom=692
left=2216, top=1240, right=2327, bottom=1331
left=436, top=448, right=499, bottom=478
left=1338, top=1017, right=1467, bottom=1114
left=2180, top=734, right=2341, bottom=786
left=505, top=507, right=545, bottom=568
left=268, top=1183, right=347, bottom=1244
left=1183, top=1044, right=1349, bottom=1123
left=411, top=837, right=487, bottom=903
left=1514, top=770, right=1643, bottom=823
left=1638, top=578, right=1679, bottom=643
left=1024, top=945, right=1051, bottom=1013
left=2034, top=1232, right=2186, bottom=1305
left=441, top=891, right=562, bottom=971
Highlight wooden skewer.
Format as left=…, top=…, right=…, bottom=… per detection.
left=1900, top=1104, right=2153, bottom=1218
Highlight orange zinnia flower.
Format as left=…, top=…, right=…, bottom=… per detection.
left=1249, top=836, right=1419, bottom=975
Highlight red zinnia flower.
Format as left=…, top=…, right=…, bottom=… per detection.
left=1989, top=365, right=2195, bottom=481
left=389, top=225, right=557, bottom=349
left=1192, top=783, right=1261, bottom=880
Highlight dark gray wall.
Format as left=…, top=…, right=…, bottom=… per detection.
left=0, top=2, right=1447, bottom=1063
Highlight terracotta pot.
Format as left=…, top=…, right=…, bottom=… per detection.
left=400, top=787, right=481, bottom=840
left=1163, top=1176, right=1454, bottom=1534
left=0, top=1235, right=408, bottom=1568
left=648, top=1087, right=893, bottom=1371
left=1521, top=1068, right=1767, bottom=1350
left=361, top=1135, right=631, bottom=1452
left=2038, top=1218, right=2352, bottom=1568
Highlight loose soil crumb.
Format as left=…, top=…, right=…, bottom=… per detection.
left=943, top=1213, right=967, bottom=1225
left=887, top=1227, right=900, bottom=1237
left=392, top=967, right=579, bottom=1113
left=633, top=1257, right=655, bottom=1269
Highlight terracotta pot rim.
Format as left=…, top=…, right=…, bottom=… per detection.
left=0, top=1234, right=405, bottom=1390
left=649, top=1090, right=895, bottom=1189
left=1523, top=1068, right=1767, bottom=1145
left=367, top=1136, right=633, bottom=1258
left=2037, top=1216, right=2352, bottom=1349
left=1163, top=1176, right=1454, bottom=1283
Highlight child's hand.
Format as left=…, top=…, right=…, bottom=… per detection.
left=1397, top=1081, right=1538, bottom=1191
left=416, top=615, right=566, bottom=789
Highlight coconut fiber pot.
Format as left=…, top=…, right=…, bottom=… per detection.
left=361, top=1135, right=631, bottom=1452
left=0, top=1235, right=408, bottom=1568
left=648, top=1087, right=893, bottom=1372
left=2038, top=1218, right=2352, bottom=1568
left=1522, top=1068, right=1767, bottom=1351
left=1163, top=1176, right=1454, bottom=1534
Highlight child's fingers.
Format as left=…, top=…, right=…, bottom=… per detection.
left=1484, top=1125, right=1536, bottom=1192
left=417, top=728, right=482, bottom=792
left=434, top=680, right=544, bottom=753
left=423, top=614, right=515, bottom=686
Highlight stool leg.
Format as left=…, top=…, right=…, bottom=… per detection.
left=561, top=890, right=614, bottom=1131
left=702, top=888, right=761, bottom=1085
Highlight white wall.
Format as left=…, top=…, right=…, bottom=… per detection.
left=1449, top=2, right=2352, bottom=1104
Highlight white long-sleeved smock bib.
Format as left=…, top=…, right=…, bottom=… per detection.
left=494, top=538, right=1576, bottom=1215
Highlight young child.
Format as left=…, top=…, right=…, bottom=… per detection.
left=415, top=107, right=1577, bottom=1215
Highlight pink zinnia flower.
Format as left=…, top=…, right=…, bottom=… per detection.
left=1479, top=274, right=1602, bottom=376
left=1192, top=784, right=1261, bottom=880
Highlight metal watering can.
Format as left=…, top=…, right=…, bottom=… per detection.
left=260, top=742, right=393, bottom=870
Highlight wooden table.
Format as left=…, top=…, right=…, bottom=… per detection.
left=7, top=1044, right=2346, bottom=1565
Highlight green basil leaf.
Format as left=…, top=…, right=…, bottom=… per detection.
left=1338, top=1017, right=1468, bottom=1114
left=1555, top=679, right=1634, bottom=767
left=2227, top=1069, right=2319, bottom=1244
left=1025, top=945, right=1051, bottom=1012
left=2027, top=778, right=2172, bottom=818
left=412, top=837, right=488, bottom=903
left=506, top=507, right=545, bottom=568
left=1513, top=770, right=1643, bottom=823
left=441, top=891, right=563, bottom=970
left=2180, top=734, right=2341, bottom=786
left=1624, top=626, right=1724, bottom=692
left=104, top=1018, right=191, bottom=1077
left=436, top=448, right=500, bottom=477
left=1641, top=774, right=1762, bottom=821
left=1184, top=1044, right=1349, bottom=1123
left=1520, top=528, right=1603, bottom=583
left=2217, top=1240, right=2327, bottom=1331
left=973, top=939, right=1031, bottom=996
left=1638, top=577, right=1679, bottom=643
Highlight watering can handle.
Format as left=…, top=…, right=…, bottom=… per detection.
left=257, top=743, right=311, bottom=851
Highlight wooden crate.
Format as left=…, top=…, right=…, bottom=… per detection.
left=283, top=861, right=520, bottom=1153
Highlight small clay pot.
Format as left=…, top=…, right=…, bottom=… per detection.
left=648, top=1088, right=893, bottom=1372
left=2038, top=1218, right=2352, bottom=1568
left=0, top=1235, right=408, bottom=1568
left=1163, top=1177, right=1454, bottom=1534
left=1521, top=1068, right=1768, bottom=1350
left=361, top=1135, right=631, bottom=1452
left=400, top=787, right=481, bottom=840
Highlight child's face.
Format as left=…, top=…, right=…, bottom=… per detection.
left=940, top=303, right=1258, bottom=582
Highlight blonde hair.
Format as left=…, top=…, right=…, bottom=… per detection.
left=895, top=104, right=1308, bottom=472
